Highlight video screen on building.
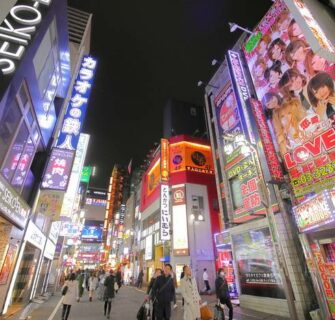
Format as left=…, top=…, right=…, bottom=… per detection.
left=81, top=220, right=103, bottom=243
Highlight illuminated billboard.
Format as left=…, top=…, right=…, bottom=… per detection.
left=146, top=159, right=161, bottom=196
left=81, top=220, right=103, bottom=243
left=41, top=148, right=75, bottom=191
left=56, top=56, right=97, bottom=150
left=169, top=142, right=214, bottom=175
left=244, top=0, right=335, bottom=202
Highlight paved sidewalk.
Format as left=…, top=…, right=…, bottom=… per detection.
left=10, top=286, right=290, bottom=320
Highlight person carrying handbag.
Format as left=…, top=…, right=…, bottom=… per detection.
left=152, top=264, right=175, bottom=320
left=61, top=273, right=79, bottom=320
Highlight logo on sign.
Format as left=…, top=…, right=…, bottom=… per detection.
left=173, top=155, right=183, bottom=165
left=191, top=151, right=206, bottom=166
left=173, top=190, right=185, bottom=203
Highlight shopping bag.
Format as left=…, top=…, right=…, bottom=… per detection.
left=213, top=304, right=224, bottom=320
left=200, top=305, right=213, bottom=320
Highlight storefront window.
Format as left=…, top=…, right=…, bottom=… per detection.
left=0, top=99, right=21, bottom=163
left=0, top=83, right=41, bottom=192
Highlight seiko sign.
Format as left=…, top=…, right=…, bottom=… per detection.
left=0, top=0, right=53, bottom=83
left=0, top=174, right=30, bottom=229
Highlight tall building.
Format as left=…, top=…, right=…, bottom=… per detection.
left=0, top=1, right=94, bottom=315
left=203, top=1, right=335, bottom=319
left=163, top=98, right=208, bottom=139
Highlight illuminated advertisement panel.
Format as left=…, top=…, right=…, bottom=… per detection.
left=169, top=142, right=214, bottom=175
left=56, top=56, right=97, bottom=150
left=172, top=185, right=189, bottom=256
left=232, top=227, right=284, bottom=298
left=41, top=148, right=75, bottom=191
left=146, top=160, right=161, bottom=196
left=160, top=184, right=170, bottom=241
left=293, top=189, right=335, bottom=232
left=161, top=139, right=169, bottom=182
left=243, top=0, right=335, bottom=202
left=81, top=166, right=92, bottom=183
left=59, top=222, right=81, bottom=237
left=36, top=190, right=64, bottom=219
left=81, top=220, right=103, bottom=243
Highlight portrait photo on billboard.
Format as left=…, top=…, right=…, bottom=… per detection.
left=232, top=227, right=285, bottom=299
left=81, top=220, right=103, bottom=243
left=244, top=0, right=335, bottom=202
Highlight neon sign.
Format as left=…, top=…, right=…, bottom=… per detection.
left=56, top=56, right=97, bottom=150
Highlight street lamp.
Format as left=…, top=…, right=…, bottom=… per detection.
left=223, top=133, right=298, bottom=320
left=228, top=22, right=253, bottom=35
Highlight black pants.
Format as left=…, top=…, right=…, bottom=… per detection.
left=154, top=303, right=171, bottom=320
left=62, top=304, right=71, bottom=320
left=219, top=297, right=233, bottom=320
left=204, top=280, right=211, bottom=291
left=104, top=299, right=112, bottom=315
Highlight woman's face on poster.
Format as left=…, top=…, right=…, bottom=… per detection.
left=266, top=96, right=280, bottom=110
left=292, top=23, right=302, bottom=37
left=255, top=64, right=265, bottom=77
left=278, top=18, right=290, bottom=32
left=290, top=75, right=303, bottom=91
left=259, top=41, right=267, bottom=54
left=311, top=55, right=326, bottom=72
left=269, top=70, right=281, bottom=86
left=313, top=85, right=331, bottom=101
left=292, top=46, right=306, bottom=63
left=272, top=44, right=283, bottom=60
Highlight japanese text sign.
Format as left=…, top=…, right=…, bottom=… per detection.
left=56, top=56, right=97, bottom=150
left=161, top=139, right=169, bottom=182
left=41, top=148, right=75, bottom=191
left=160, top=184, right=170, bottom=241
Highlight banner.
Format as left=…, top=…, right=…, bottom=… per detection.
left=232, top=227, right=284, bottom=298
left=244, top=0, right=335, bottom=202
left=160, top=184, right=170, bottom=241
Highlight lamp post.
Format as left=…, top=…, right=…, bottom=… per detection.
left=224, top=134, right=298, bottom=320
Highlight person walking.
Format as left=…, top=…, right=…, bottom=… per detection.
left=152, top=264, right=175, bottom=320
left=88, top=272, right=99, bottom=302
left=179, top=265, right=201, bottom=320
left=76, top=270, right=85, bottom=302
left=116, top=268, right=122, bottom=293
left=103, top=270, right=115, bottom=319
left=146, top=268, right=163, bottom=320
left=98, top=270, right=106, bottom=300
left=61, top=273, right=79, bottom=320
left=171, top=270, right=178, bottom=309
left=137, top=269, right=144, bottom=288
left=202, top=268, right=211, bottom=294
left=215, top=268, right=233, bottom=320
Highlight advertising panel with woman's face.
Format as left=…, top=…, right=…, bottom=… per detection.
left=244, top=0, right=335, bottom=202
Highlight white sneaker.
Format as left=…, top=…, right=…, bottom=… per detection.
left=173, top=304, right=178, bottom=309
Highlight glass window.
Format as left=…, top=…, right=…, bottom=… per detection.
left=1, top=122, right=29, bottom=182
left=18, top=85, right=28, bottom=106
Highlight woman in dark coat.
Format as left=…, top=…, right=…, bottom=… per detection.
left=103, top=270, right=115, bottom=319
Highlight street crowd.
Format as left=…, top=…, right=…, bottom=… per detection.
left=60, top=264, right=233, bottom=320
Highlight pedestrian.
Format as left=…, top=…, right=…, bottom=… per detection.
left=152, top=264, right=175, bottom=320
left=61, top=273, right=79, bottom=320
left=215, top=268, right=233, bottom=320
left=170, top=269, right=178, bottom=309
left=146, top=268, right=163, bottom=320
left=98, top=270, right=106, bottom=300
left=202, top=268, right=211, bottom=294
left=116, top=268, right=122, bottom=293
left=180, top=265, right=201, bottom=320
left=137, top=269, right=144, bottom=288
left=76, top=271, right=85, bottom=302
left=180, top=267, right=185, bottom=306
left=103, top=270, right=115, bottom=319
left=88, top=272, right=99, bottom=302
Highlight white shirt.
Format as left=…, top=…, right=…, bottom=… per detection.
left=203, top=271, right=209, bottom=281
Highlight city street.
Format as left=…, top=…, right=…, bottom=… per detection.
left=14, top=286, right=290, bottom=320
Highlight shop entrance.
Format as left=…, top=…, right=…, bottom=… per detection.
left=12, top=243, right=40, bottom=303
left=35, top=257, right=51, bottom=296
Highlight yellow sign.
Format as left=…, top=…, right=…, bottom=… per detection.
left=161, top=139, right=169, bottom=182
left=147, top=160, right=161, bottom=195
left=36, top=190, right=64, bottom=220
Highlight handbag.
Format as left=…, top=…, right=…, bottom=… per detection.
left=62, top=286, right=68, bottom=296
left=114, top=282, right=119, bottom=291
left=213, top=302, right=224, bottom=320
left=136, top=302, right=146, bottom=320
left=200, top=305, right=213, bottom=320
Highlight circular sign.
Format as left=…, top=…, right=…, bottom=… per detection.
left=191, top=151, right=206, bottom=166
left=173, top=154, right=183, bottom=165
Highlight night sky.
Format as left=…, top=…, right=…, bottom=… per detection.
left=68, top=0, right=272, bottom=188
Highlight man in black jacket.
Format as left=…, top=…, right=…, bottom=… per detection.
left=215, top=268, right=233, bottom=320
left=152, top=264, right=175, bottom=320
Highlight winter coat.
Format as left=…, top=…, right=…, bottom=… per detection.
left=179, top=275, right=201, bottom=320
left=62, top=280, right=79, bottom=305
left=215, top=276, right=230, bottom=301
left=89, top=276, right=98, bottom=291
left=152, top=275, right=175, bottom=305
left=104, top=275, right=115, bottom=299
